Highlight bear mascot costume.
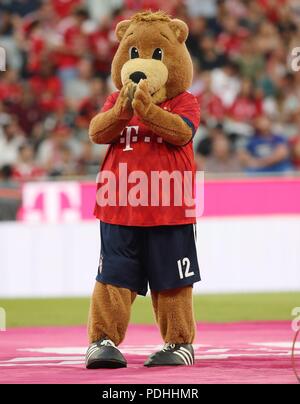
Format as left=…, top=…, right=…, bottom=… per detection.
left=86, top=11, right=201, bottom=368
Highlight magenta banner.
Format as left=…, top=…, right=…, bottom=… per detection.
left=203, top=178, right=300, bottom=217
left=20, top=177, right=300, bottom=223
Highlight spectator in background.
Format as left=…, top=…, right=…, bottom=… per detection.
left=210, top=60, right=241, bottom=108
left=226, top=78, right=262, bottom=137
left=22, top=19, right=47, bottom=76
left=196, top=123, right=226, bottom=170
left=55, top=7, right=90, bottom=85
left=77, top=140, right=107, bottom=176
left=77, top=78, right=107, bottom=129
left=87, top=0, right=123, bottom=22
left=228, top=79, right=262, bottom=123
left=204, top=132, right=242, bottom=174
left=37, top=125, right=81, bottom=173
left=186, top=16, right=207, bottom=57
left=186, top=0, right=218, bottom=19
left=239, top=116, right=292, bottom=174
left=0, top=119, right=24, bottom=166
left=256, top=20, right=282, bottom=55
left=48, top=143, right=78, bottom=177
left=194, top=33, right=227, bottom=71
left=0, top=164, right=21, bottom=221
left=0, top=164, right=13, bottom=182
left=6, top=85, right=44, bottom=134
left=53, top=0, right=83, bottom=18
left=0, top=69, right=22, bottom=104
left=0, top=102, right=11, bottom=126
left=29, top=61, right=62, bottom=113
left=191, top=70, right=225, bottom=126
left=65, top=58, right=94, bottom=107
left=217, top=13, right=249, bottom=58
left=290, top=135, right=300, bottom=170
left=280, top=73, right=300, bottom=123
left=13, top=143, right=45, bottom=181
left=0, top=9, right=22, bottom=71
left=0, top=0, right=41, bottom=16
left=88, top=15, right=117, bottom=79
left=236, top=38, right=264, bottom=82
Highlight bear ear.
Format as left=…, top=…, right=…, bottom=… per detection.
left=169, top=19, right=189, bottom=43
left=115, top=20, right=131, bottom=42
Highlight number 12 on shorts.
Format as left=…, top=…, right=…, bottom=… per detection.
left=177, top=257, right=195, bottom=279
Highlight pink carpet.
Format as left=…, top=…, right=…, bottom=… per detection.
left=0, top=322, right=299, bottom=384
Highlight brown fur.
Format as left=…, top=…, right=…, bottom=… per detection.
left=89, top=11, right=193, bottom=146
left=88, top=281, right=137, bottom=345
left=151, top=287, right=196, bottom=344
left=132, top=80, right=194, bottom=145
left=88, top=11, right=196, bottom=345
left=112, top=11, right=192, bottom=99
left=88, top=282, right=196, bottom=345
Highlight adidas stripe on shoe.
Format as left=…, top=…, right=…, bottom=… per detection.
left=144, top=343, right=195, bottom=367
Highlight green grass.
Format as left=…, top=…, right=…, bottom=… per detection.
left=0, top=292, right=299, bottom=328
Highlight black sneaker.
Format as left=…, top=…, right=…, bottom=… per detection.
left=144, top=343, right=194, bottom=367
left=85, top=338, right=127, bottom=369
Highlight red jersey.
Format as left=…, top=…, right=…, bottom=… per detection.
left=199, top=92, right=225, bottom=121
left=217, top=28, right=249, bottom=57
left=88, top=29, right=116, bottom=75
left=29, top=76, right=62, bottom=112
left=94, top=91, right=200, bottom=227
left=27, top=34, right=45, bottom=74
left=56, top=22, right=85, bottom=68
left=53, top=0, right=82, bottom=18
left=0, top=82, right=22, bottom=103
left=228, top=97, right=262, bottom=122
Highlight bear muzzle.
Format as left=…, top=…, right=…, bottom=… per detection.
left=121, top=58, right=168, bottom=97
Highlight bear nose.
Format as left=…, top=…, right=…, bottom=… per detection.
left=129, top=71, right=147, bottom=84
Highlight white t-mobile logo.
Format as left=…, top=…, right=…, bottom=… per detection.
left=177, top=257, right=194, bottom=279
left=121, top=126, right=139, bottom=151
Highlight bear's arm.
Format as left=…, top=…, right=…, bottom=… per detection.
left=142, top=105, right=194, bottom=146
left=89, top=109, right=130, bottom=145
left=89, top=87, right=133, bottom=144
left=133, top=82, right=198, bottom=146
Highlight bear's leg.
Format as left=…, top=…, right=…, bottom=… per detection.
left=88, top=281, right=137, bottom=346
left=144, top=286, right=196, bottom=367
left=151, top=286, right=195, bottom=343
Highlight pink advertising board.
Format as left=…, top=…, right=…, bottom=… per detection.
left=20, top=177, right=300, bottom=223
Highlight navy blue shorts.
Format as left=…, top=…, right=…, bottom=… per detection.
left=96, top=221, right=201, bottom=296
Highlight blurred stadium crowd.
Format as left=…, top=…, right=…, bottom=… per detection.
left=1, top=0, right=300, bottom=183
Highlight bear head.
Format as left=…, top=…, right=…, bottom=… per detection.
left=111, top=11, right=193, bottom=104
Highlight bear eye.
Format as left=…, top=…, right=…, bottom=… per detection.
left=130, top=47, right=139, bottom=59
left=152, top=48, right=163, bottom=60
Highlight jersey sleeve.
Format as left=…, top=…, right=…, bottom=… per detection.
left=100, top=91, right=119, bottom=113
left=273, top=135, right=287, bottom=146
left=170, top=92, right=201, bottom=137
